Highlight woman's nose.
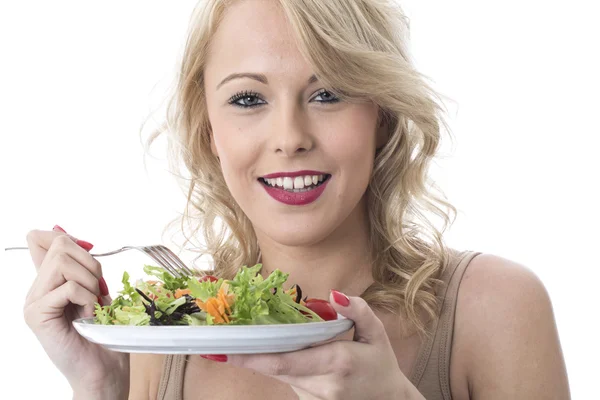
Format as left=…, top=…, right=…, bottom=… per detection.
left=270, top=105, right=314, bottom=156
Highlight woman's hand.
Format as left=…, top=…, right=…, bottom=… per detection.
left=23, top=226, right=129, bottom=399
left=226, top=291, right=422, bottom=400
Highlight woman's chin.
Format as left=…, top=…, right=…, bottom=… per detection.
left=260, top=225, right=335, bottom=248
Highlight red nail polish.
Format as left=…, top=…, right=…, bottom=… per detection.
left=97, top=296, right=104, bottom=306
left=76, top=239, right=94, bottom=251
left=200, top=354, right=227, bottom=362
left=98, top=277, right=109, bottom=296
left=331, top=290, right=350, bottom=307
left=53, top=225, right=67, bottom=233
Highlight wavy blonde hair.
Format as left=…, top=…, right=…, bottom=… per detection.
left=146, top=0, right=456, bottom=335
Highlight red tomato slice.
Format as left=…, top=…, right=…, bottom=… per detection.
left=304, top=298, right=329, bottom=303
left=304, top=298, right=337, bottom=321
left=199, top=275, right=218, bottom=283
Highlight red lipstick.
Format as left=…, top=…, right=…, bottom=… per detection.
left=262, top=170, right=325, bottom=179
left=259, top=172, right=330, bottom=206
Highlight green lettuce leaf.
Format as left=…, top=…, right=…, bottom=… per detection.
left=143, top=265, right=188, bottom=291
left=187, top=278, right=221, bottom=302
left=114, top=305, right=151, bottom=326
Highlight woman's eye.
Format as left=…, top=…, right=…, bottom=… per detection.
left=228, top=89, right=339, bottom=108
left=313, top=90, right=340, bottom=103
left=228, top=92, right=266, bottom=108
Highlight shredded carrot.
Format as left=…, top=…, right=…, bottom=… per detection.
left=174, top=288, right=191, bottom=299
left=224, top=286, right=236, bottom=307
left=218, top=289, right=231, bottom=313
left=147, top=280, right=159, bottom=285
left=206, top=300, right=224, bottom=323
left=193, top=286, right=235, bottom=324
left=219, top=300, right=227, bottom=316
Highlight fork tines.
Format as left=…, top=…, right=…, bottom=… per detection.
left=142, top=245, right=197, bottom=278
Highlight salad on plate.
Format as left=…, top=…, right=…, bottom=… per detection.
left=94, top=263, right=338, bottom=327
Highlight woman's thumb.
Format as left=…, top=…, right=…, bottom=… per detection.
left=329, top=290, right=387, bottom=344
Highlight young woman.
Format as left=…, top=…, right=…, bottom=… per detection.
left=22, top=0, right=570, bottom=399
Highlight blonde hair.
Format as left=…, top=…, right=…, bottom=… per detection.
left=147, top=0, right=456, bottom=335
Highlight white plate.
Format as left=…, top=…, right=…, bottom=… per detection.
left=73, top=315, right=354, bottom=354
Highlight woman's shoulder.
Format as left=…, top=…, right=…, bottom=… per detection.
left=454, top=252, right=554, bottom=348
left=450, top=253, right=569, bottom=399
left=456, top=253, right=550, bottom=315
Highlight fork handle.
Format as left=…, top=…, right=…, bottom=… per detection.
left=5, top=246, right=106, bottom=257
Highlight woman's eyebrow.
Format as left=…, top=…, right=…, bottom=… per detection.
left=216, top=73, right=318, bottom=89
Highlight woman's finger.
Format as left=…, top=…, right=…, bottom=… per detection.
left=25, top=226, right=90, bottom=270
left=329, top=290, right=388, bottom=345
left=24, top=280, right=98, bottom=329
left=27, top=250, right=103, bottom=305
left=227, top=340, right=357, bottom=378
left=47, top=235, right=101, bottom=278
left=25, top=228, right=65, bottom=270
left=26, top=235, right=104, bottom=304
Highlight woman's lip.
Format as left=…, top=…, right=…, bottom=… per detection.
left=260, top=178, right=330, bottom=205
left=261, top=170, right=328, bottom=179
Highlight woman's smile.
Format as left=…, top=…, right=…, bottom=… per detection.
left=258, top=171, right=331, bottom=206
left=258, top=171, right=332, bottom=205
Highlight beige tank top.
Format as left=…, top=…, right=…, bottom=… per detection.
left=157, top=249, right=479, bottom=400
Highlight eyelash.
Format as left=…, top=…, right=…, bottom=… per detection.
left=227, top=89, right=340, bottom=109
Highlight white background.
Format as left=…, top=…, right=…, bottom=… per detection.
left=1, top=1, right=598, bottom=398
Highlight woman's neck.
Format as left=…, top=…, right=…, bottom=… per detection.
left=255, top=199, right=375, bottom=301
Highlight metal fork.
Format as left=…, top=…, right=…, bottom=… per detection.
left=4, top=244, right=198, bottom=278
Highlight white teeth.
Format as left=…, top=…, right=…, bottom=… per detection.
left=283, top=177, right=294, bottom=190
left=263, top=174, right=328, bottom=190
left=293, top=176, right=305, bottom=189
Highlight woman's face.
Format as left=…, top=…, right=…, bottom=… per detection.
left=204, top=0, right=383, bottom=247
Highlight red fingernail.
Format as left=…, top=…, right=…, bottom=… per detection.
left=331, top=290, right=350, bottom=307
left=97, top=296, right=104, bottom=306
left=76, top=239, right=94, bottom=251
left=98, top=277, right=109, bottom=296
left=53, top=225, right=67, bottom=233
left=200, top=354, right=227, bottom=362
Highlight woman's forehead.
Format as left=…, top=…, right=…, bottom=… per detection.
left=211, top=0, right=298, bottom=58
left=206, top=1, right=312, bottom=86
